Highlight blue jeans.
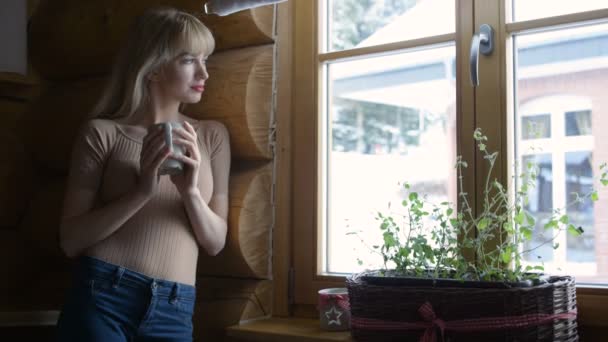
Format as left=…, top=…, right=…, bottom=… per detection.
left=56, top=256, right=196, bottom=341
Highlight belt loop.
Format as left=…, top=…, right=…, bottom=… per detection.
left=113, top=267, right=125, bottom=288
left=170, top=283, right=179, bottom=304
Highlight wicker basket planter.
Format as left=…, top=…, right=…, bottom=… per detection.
left=346, top=271, right=579, bottom=342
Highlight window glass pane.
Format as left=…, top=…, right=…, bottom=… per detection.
left=512, top=0, right=607, bottom=22
left=514, top=23, right=608, bottom=284
left=521, top=114, right=551, bottom=139
left=522, top=154, right=554, bottom=263
left=328, top=0, right=455, bottom=52
left=325, top=45, right=456, bottom=273
left=565, top=151, right=594, bottom=262
left=565, top=110, right=592, bottom=136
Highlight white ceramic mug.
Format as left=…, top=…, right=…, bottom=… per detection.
left=152, top=122, right=185, bottom=176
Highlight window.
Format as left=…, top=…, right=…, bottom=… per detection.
left=514, top=27, right=607, bottom=282
left=326, top=47, right=457, bottom=273
left=518, top=96, right=597, bottom=277
left=289, top=0, right=608, bottom=323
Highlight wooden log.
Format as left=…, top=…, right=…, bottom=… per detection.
left=0, top=232, right=71, bottom=311
left=28, top=0, right=274, bottom=80
left=197, top=163, right=272, bottom=279
left=0, top=99, right=27, bottom=132
left=0, top=99, right=35, bottom=228
left=0, top=133, right=34, bottom=229
left=0, top=81, right=42, bottom=102
left=0, top=231, right=40, bottom=291
left=19, top=180, right=66, bottom=258
left=20, top=79, right=106, bottom=173
left=200, top=5, right=274, bottom=51
left=241, top=280, right=273, bottom=320
left=185, top=45, right=274, bottom=160
left=194, top=277, right=272, bottom=341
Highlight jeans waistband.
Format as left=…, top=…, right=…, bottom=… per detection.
left=75, top=256, right=196, bottom=300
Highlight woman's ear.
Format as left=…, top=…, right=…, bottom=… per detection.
left=147, top=64, right=166, bottom=82
left=148, top=70, right=160, bottom=82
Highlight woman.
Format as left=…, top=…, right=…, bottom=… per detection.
left=56, top=7, right=230, bottom=341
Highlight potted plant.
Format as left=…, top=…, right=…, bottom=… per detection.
left=346, top=128, right=607, bottom=342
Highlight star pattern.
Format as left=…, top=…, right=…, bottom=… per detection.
left=325, top=305, right=343, bottom=326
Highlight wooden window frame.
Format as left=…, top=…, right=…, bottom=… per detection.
left=276, top=0, right=608, bottom=327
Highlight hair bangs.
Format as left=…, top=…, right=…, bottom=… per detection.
left=170, top=16, right=215, bottom=59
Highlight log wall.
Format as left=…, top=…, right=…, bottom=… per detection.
left=0, top=0, right=278, bottom=337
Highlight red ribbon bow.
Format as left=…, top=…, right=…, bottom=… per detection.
left=351, top=301, right=577, bottom=342
left=318, top=293, right=351, bottom=312
left=418, top=302, right=445, bottom=342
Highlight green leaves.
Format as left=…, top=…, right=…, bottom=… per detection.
left=355, top=127, right=607, bottom=284
left=503, top=221, right=514, bottom=234
left=477, top=217, right=490, bottom=230
left=383, top=232, right=397, bottom=248
left=524, top=212, right=535, bottom=226
left=501, top=247, right=513, bottom=264
left=544, top=219, right=558, bottom=230
left=520, top=227, right=533, bottom=241
left=567, top=225, right=584, bottom=236
left=525, top=265, right=544, bottom=272
left=473, top=128, right=488, bottom=142
left=514, top=210, right=525, bottom=225
left=484, top=151, right=498, bottom=162
left=591, top=191, right=599, bottom=202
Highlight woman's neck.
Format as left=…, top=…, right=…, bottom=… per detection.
left=125, top=102, right=181, bottom=127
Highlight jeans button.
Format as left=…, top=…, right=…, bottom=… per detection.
left=151, top=282, right=157, bottom=290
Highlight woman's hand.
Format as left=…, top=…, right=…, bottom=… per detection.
left=138, top=125, right=171, bottom=199
left=170, top=121, right=201, bottom=196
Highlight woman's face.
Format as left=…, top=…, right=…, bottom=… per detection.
left=157, top=52, right=209, bottom=104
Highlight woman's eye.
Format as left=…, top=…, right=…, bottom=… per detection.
left=181, top=57, right=207, bottom=65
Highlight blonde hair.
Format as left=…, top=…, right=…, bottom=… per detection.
left=93, top=7, right=215, bottom=119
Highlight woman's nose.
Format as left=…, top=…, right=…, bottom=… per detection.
left=196, top=63, right=209, bottom=80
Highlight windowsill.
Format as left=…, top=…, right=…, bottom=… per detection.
left=226, top=318, right=352, bottom=342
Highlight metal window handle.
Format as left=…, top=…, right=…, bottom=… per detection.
left=470, top=24, right=494, bottom=87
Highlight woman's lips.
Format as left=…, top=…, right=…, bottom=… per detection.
left=191, top=86, right=205, bottom=92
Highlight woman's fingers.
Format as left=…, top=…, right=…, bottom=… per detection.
left=169, top=153, right=197, bottom=166
left=142, top=122, right=199, bottom=173
left=151, top=146, right=171, bottom=170
left=174, top=123, right=197, bottom=143
left=173, top=137, right=200, bottom=160
left=184, top=121, right=197, bottom=135
left=174, top=123, right=199, bottom=157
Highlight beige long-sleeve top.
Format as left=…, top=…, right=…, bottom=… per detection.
left=66, top=117, right=230, bottom=285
